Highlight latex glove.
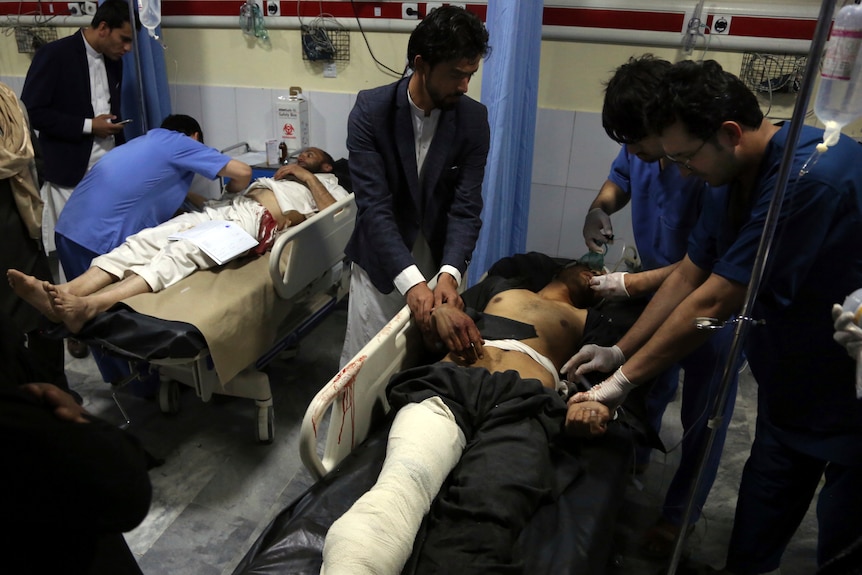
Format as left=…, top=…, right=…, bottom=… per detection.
left=568, top=368, right=635, bottom=412
left=583, top=208, right=614, bottom=252
left=832, top=304, right=862, bottom=399
left=561, top=344, right=625, bottom=380
left=832, top=304, right=862, bottom=354
left=590, top=272, right=629, bottom=299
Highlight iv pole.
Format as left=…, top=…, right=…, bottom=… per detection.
left=665, top=1, right=839, bottom=574
left=126, top=0, right=149, bottom=133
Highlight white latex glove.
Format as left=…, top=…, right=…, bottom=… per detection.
left=583, top=208, right=614, bottom=252
left=561, top=344, right=625, bottom=381
left=832, top=304, right=862, bottom=399
left=567, top=368, right=635, bottom=412
left=590, top=272, right=629, bottom=299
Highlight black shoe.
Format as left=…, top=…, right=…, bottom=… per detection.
left=67, top=338, right=89, bottom=359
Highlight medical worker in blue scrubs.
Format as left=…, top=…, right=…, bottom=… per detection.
left=54, top=114, right=251, bottom=388
left=569, top=59, right=862, bottom=574
left=573, top=55, right=740, bottom=558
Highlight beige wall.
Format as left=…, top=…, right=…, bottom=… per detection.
left=158, top=28, right=420, bottom=93
left=3, top=25, right=861, bottom=136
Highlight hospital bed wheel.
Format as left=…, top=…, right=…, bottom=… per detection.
left=158, top=380, right=181, bottom=414
left=256, top=404, right=275, bottom=443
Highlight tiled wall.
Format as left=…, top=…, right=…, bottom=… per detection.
left=530, top=107, right=634, bottom=262
left=1, top=76, right=637, bottom=262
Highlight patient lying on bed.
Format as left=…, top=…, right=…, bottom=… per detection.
left=322, top=263, right=613, bottom=575
left=8, top=147, right=348, bottom=334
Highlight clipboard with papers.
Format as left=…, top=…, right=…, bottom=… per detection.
left=168, top=220, right=259, bottom=265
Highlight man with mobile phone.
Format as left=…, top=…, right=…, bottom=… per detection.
left=20, top=0, right=138, bottom=266
left=21, top=0, right=138, bottom=360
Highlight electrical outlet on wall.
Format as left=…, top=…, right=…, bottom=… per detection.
left=265, top=0, right=279, bottom=17
left=67, top=2, right=84, bottom=16
left=402, top=3, right=419, bottom=19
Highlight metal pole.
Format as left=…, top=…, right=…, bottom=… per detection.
left=127, top=0, right=148, bottom=133
left=665, top=1, right=839, bottom=573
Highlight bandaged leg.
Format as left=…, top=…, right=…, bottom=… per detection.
left=322, top=397, right=466, bottom=575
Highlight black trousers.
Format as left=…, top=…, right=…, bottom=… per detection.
left=387, top=363, right=580, bottom=575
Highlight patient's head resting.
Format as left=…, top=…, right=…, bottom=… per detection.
left=555, top=263, right=603, bottom=309
left=161, top=114, right=204, bottom=144
left=295, top=147, right=335, bottom=173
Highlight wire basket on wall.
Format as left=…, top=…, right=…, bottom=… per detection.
left=14, top=26, right=58, bottom=53
left=300, top=16, right=349, bottom=62
left=740, top=52, right=807, bottom=96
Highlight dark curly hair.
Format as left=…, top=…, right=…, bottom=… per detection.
left=602, top=54, right=672, bottom=144
left=406, top=5, right=490, bottom=71
left=644, top=59, right=764, bottom=141
left=91, top=0, right=139, bottom=31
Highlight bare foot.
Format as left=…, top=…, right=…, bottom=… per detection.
left=46, top=284, right=98, bottom=334
left=7, top=269, right=61, bottom=322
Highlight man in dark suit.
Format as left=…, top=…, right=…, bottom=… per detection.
left=21, top=0, right=133, bottom=261
left=21, top=0, right=134, bottom=357
left=340, top=5, right=491, bottom=366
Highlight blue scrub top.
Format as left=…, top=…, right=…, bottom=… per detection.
left=608, top=146, right=711, bottom=271
left=56, top=128, right=231, bottom=254
left=688, top=123, right=862, bottom=433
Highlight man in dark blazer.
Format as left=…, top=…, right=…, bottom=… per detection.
left=21, top=0, right=133, bottom=252
left=21, top=0, right=134, bottom=357
left=340, top=6, right=491, bottom=366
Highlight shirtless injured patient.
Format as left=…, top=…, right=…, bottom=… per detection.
left=321, top=261, right=623, bottom=575
left=8, top=147, right=348, bottom=335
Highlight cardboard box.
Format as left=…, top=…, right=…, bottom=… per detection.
left=274, top=86, right=309, bottom=154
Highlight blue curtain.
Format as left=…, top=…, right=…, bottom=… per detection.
left=120, top=2, right=171, bottom=138
left=469, top=0, right=543, bottom=285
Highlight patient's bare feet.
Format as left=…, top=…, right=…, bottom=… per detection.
left=7, top=269, right=61, bottom=323
left=46, top=284, right=98, bottom=334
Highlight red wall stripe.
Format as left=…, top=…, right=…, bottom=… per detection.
left=706, top=14, right=817, bottom=40
left=0, top=1, right=817, bottom=43
left=543, top=6, right=684, bottom=33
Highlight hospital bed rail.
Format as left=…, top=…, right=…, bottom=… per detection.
left=70, top=194, right=356, bottom=443
left=156, top=194, right=357, bottom=443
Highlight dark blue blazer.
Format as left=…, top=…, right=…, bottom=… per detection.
left=21, top=30, right=125, bottom=188
left=344, top=77, right=490, bottom=294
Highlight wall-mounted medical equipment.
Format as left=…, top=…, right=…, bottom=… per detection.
left=240, top=0, right=270, bottom=42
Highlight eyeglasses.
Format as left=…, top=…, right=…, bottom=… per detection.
left=665, top=135, right=712, bottom=171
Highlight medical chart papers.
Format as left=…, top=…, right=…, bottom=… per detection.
left=168, top=220, right=258, bottom=265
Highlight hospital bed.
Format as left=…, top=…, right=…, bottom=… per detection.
left=68, top=193, right=357, bottom=443
left=232, top=253, right=658, bottom=574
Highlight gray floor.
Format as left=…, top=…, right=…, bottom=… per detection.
left=65, top=304, right=819, bottom=575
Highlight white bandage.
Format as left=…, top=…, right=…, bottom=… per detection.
left=321, top=396, right=466, bottom=575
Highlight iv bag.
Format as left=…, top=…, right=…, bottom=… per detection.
left=139, top=0, right=161, bottom=39
left=813, top=0, right=862, bottom=147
